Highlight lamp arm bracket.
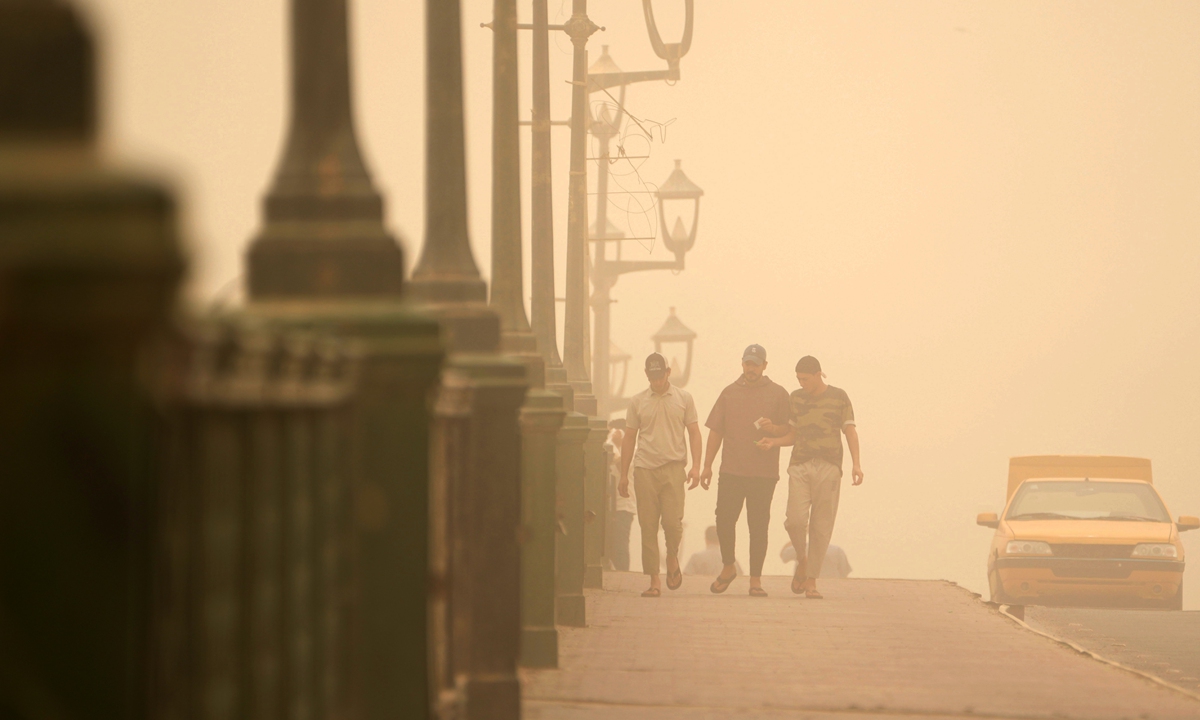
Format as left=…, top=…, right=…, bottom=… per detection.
left=588, top=69, right=676, bottom=94
left=603, top=259, right=683, bottom=276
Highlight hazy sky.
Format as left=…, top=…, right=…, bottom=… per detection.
left=81, top=1, right=1200, bottom=605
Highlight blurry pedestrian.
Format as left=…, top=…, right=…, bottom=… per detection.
left=605, top=419, right=635, bottom=571
left=619, top=352, right=702, bottom=597
left=780, top=542, right=852, bottom=579
left=700, top=344, right=790, bottom=597
left=758, top=356, right=862, bottom=599
left=685, top=526, right=743, bottom=576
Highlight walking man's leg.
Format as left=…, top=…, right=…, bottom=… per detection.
left=804, top=459, right=842, bottom=597
left=659, top=461, right=687, bottom=590
left=634, top=467, right=663, bottom=594
left=783, top=462, right=813, bottom=594
left=745, top=477, right=777, bottom=591
left=712, top=474, right=746, bottom=589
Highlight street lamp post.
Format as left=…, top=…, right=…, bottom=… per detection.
left=579, top=2, right=697, bottom=417
left=592, top=159, right=703, bottom=416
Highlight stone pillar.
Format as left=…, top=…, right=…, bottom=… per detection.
left=243, top=1, right=444, bottom=718
left=0, top=5, right=184, bottom=720
left=519, top=392, right=566, bottom=667
left=555, top=414, right=590, bottom=627
left=583, top=418, right=609, bottom=588
left=414, top=0, right=529, bottom=717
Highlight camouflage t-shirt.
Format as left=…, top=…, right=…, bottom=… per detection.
left=788, top=385, right=855, bottom=468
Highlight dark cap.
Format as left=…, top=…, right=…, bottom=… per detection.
left=742, top=344, right=767, bottom=366
left=795, top=355, right=822, bottom=374
left=645, top=352, right=668, bottom=375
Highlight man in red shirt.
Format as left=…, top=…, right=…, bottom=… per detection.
left=699, top=344, right=791, bottom=597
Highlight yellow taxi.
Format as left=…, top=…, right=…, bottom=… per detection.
left=976, top=456, right=1199, bottom=610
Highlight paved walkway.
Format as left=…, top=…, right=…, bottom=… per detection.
left=1026, top=607, right=1200, bottom=694
left=523, top=572, right=1200, bottom=719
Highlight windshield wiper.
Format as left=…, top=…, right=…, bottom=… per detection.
left=1095, top=515, right=1164, bottom=523
left=1007, top=512, right=1078, bottom=521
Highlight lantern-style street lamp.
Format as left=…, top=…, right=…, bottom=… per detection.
left=652, top=307, right=697, bottom=387
left=592, top=157, right=704, bottom=416
left=608, top=341, right=632, bottom=402
left=657, top=160, right=704, bottom=262
left=563, top=0, right=696, bottom=415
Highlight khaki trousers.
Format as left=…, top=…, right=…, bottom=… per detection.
left=633, top=461, right=686, bottom=575
left=783, top=458, right=842, bottom=579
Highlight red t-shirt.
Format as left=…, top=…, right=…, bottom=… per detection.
left=704, top=375, right=791, bottom=479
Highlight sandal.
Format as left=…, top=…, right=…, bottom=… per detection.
left=641, top=587, right=661, bottom=598
left=666, top=564, right=683, bottom=591
left=710, top=570, right=737, bottom=594
left=749, top=587, right=768, bottom=598
left=805, top=588, right=824, bottom=600
left=791, top=561, right=807, bottom=595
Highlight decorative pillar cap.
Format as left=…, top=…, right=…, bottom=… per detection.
left=0, top=0, right=94, bottom=144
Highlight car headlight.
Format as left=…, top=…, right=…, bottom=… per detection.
left=1132, top=543, right=1178, bottom=558
left=1006, top=540, right=1052, bottom=555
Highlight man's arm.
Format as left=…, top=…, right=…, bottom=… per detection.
left=756, top=427, right=795, bottom=450
left=844, top=425, right=863, bottom=485
left=619, top=428, right=639, bottom=497
left=685, top=421, right=703, bottom=489
left=699, top=428, right=722, bottom=490
left=756, top=419, right=791, bottom=438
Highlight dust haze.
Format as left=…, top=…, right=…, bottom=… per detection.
left=83, top=0, right=1200, bottom=605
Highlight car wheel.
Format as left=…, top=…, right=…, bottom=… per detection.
left=989, top=570, right=1009, bottom=605
left=1170, top=586, right=1183, bottom=611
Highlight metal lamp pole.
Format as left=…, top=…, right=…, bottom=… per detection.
left=582, top=3, right=698, bottom=417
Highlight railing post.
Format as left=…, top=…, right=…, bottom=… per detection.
left=555, top=415, right=590, bottom=627
left=0, top=5, right=184, bottom=720
left=242, top=1, right=444, bottom=718
left=519, top=393, right=566, bottom=667
left=583, top=419, right=609, bottom=588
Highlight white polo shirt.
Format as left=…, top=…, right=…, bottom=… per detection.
left=625, top=383, right=698, bottom=470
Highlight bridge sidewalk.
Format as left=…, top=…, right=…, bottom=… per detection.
left=522, top=572, right=1200, bottom=719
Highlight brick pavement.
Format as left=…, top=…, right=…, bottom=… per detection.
left=522, top=572, right=1200, bottom=719
left=1026, top=607, right=1200, bottom=694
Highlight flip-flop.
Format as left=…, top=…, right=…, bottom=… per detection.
left=666, top=565, right=683, bottom=591
left=791, top=562, right=807, bottom=595
left=749, top=587, right=768, bottom=598
left=805, top=588, right=824, bottom=600
left=710, top=570, right=736, bottom=594
left=641, top=587, right=661, bottom=598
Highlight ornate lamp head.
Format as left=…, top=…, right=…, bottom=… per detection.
left=656, top=160, right=703, bottom=260
left=642, top=0, right=695, bottom=76
left=651, top=307, right=697, bottom=386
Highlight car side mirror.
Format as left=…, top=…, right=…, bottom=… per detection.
left=976, top=512, right=999, bottom=529
left=1177, top=515, right=1200, bottom=532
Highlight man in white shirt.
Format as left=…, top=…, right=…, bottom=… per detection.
left=619, top=353, right=702, bottom=597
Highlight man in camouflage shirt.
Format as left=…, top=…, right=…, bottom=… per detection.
left=758, top=355, right=862, bottom=598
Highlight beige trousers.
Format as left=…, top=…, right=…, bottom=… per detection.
left=783, top=458, right=842, bottom=579
left=633, top=461, right=686, bottom=575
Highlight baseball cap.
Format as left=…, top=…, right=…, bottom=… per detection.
left=742, top=344, right=767, bottom=366
left=645, top=352, right=668, bottom=376
left=795, top=355, right=822, bottom=374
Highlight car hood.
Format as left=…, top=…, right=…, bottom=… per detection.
left=1004, top=519, right=1174, bottom=543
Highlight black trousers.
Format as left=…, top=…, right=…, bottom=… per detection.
left=714, top=473, right=778, bottom=577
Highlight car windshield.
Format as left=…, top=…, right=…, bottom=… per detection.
left=1006, top=481, right=1170, bottom=522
